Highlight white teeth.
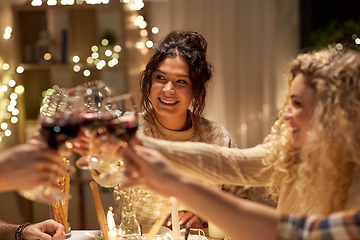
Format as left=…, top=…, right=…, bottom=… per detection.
left=159, top=98, right=177, bottom=104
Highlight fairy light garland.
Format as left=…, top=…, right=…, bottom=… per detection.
left=29, top=0, right=161, bottom=75
left=0, top=0, right=163, bottom=142
left=61, top=0, right=161, bottom=76
left=0, top=64, right=24, bottom=142
left=0, top=25, right=26, bottom=142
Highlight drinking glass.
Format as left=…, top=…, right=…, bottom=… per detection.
left=104, top=93, right=138, bottom=143
left=75, top=80, right=112, bottom=170
left=91, top=93, right=139, bottom=185
left=19, top=87, right=84, bottom=203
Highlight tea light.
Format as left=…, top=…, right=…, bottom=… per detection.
left=107, top=209, right=117, bottom=240
left=170, top=197, right=181, bottom=239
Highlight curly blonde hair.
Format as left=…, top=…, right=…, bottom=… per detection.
left=263, top=47, right=360, bottom=215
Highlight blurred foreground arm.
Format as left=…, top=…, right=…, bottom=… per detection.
left=0, top=132, right=63, bottom=192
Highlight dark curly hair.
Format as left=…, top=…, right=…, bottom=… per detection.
left=139, top=30, right=213, bottom=131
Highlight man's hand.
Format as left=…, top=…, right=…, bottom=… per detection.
left=22, top=219, right=66, bottom=240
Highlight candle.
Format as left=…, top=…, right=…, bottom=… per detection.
left=107, top=209, right=117, bottom=240
left=170, top=197, right=181, bottom=239
left=108, top=229, right=117, bottom=240
left=208, top=221, right=226, bottom=239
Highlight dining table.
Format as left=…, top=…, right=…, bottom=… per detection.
left=67, top=228, right=218, bottom=240
left=68, top=230, right=101, bottom=240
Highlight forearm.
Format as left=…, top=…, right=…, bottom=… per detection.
left=138, top=134, right=271, bottom=186
left=0, top=220, right=18, bottom=240
left=0, top=153, right=15, bottom=193
left=170, top=178, right=281, bottom=240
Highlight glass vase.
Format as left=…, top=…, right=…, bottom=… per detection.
left=119, top=210, right=141, bottom=240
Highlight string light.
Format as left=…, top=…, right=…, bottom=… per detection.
left=2, top=63, right=10, bottom=71
left=101, top=39, right=109, bottom=46
left=112, top=53, right=119, bottom=59
left=73, top=65, right=81, bottom=72
left=48, top=0, right=57, bottom=6
left=146, top=40, right=153, bottom=48
left=87, top=57, right=94, bottom=64
left=140, top=29, right=148, bottom=37
left=31, top=0, right=43, bottom=6
left=135, top=42, right=145, bottom=49
left=72, top=55, right=80, bottom=63
left=0, top=62, right=23, bottom=140
left=16, top=66, right=24, bottom=74
left=8, top=80, right=16, bottom=87
left=91, top=45, right=99, bottom=52
left=105, top=49, right=112, bottom=57
left=3, top=27, right=12, bottom=40
left=151, top=27, right=159, bottom=34
left=83, top=69, right=91, bottom=77
left=92, top=52, right=99, bottom=59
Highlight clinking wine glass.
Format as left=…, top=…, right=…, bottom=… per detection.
left=19, top=87, right=84, bottom=204
left=75, top=80, right=113, bottom=170
left=89, top=93, right=139, bottom=186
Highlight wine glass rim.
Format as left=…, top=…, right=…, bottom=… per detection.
left=105, top=93, right=133, bottom=102
left=77, top=80, right=107, bottom=88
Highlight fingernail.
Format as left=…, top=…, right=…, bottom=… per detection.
left=179, top=220, right=183, bottom=225
left=167, top=221, right=171, bottom=226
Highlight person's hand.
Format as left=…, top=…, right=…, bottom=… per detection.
left=97, top=133, right=134, bottom=159
left=0, top=133, right=63, bottom=192
left=70, top=127, right=91, bottom=156
left=120, top=145, right=183, bottom=196
left=22, top=219, right=66, bottom=240
left=166, top=211, right=204, bottom=229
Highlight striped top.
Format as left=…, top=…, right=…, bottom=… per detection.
left=279, top=209, right=360, bottom=240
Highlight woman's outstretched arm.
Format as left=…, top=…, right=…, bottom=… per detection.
left=121, top=145, right=360, bottom=240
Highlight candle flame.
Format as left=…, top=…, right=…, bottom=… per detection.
left=107, top=209, right=115, bottom=230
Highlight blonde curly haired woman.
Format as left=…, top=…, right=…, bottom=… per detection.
left=261, top=46, right=360, bottom=216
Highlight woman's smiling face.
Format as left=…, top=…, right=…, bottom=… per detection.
left=283, top=73, right=316, bottom=148
left=150, top=56, right=193, bottom=121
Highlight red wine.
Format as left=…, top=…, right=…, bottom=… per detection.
left=81, top=112, right=108, bottom=135
left=106, top=119, right=138, bottom=142
left=41, top=120, right=81, bottom=149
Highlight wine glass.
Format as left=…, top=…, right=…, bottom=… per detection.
left=105, top=93, right=138, bottom=142
left=19, top=87, right=84, bottom=203
left=75, top=80, right=112, bottom=170
left=89, top=93, right=138, bottom=186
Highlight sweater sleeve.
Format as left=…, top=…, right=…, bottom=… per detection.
left=138, top=134, right=271, bottom=186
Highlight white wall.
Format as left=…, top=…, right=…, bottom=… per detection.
left=146, top=0, right=300, bottom=148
